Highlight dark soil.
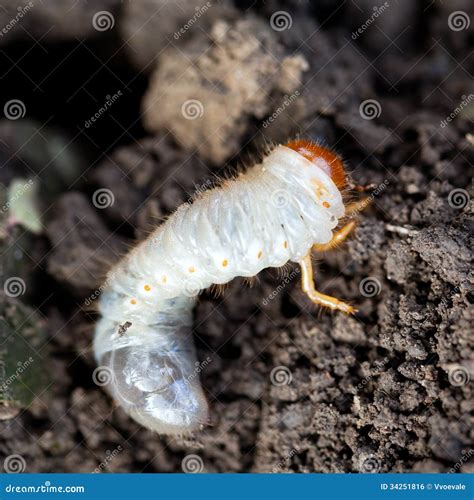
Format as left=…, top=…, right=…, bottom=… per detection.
left=0, top=0, right=472, bottom=473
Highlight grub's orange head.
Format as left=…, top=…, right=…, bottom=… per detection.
left=285, top=139, right=347, bottom=189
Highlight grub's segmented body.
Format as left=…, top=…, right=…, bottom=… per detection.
left=94, top=143, right=347, bottom=435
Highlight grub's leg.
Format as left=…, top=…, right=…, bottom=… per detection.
left=299, top=253, right=356, bottom=314
left=313, top=221, right=357, bottom=252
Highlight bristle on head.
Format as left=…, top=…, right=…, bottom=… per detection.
left=285, top=139, right=347, bottom=189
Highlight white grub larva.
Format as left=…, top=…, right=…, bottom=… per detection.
left=94, top=139, right=369, bottom=435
